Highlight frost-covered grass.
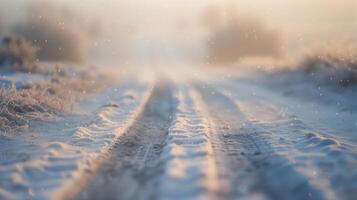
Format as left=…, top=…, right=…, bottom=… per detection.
left=0, top=29, right=111, bottom=132
left=297, top=49, right=357, bottom=87
left=0, top=70, right=103, bottom=133
left=0, top=36, right=104, bottom=132
left=254, top=46, right=357, bottom=90
left=0, top=85, right=70, bottom=132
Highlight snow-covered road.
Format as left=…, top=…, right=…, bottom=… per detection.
left=0, top=70, right=356, bottom=200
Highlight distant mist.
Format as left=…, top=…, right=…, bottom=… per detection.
left=0, top=17, right=3, bottom=35
left=0, top=36, right=38, bottom=72
left=11, top=2, right=94, bottom=62
left=202, top=6, right=283, bottom=64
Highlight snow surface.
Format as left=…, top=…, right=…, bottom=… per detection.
left=0, top=68, right=356, bottom=200
left=0, top=73, right=154, bottom=200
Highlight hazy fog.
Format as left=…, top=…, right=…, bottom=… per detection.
left=0, top=0, right=355, bottom=64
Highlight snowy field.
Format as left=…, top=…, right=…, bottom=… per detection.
left=0, top=67, right=356, bottom=200
left=0, top=1, right=356, bottom=199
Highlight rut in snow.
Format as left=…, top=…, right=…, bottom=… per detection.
left=77, top=80, right=178, bottom=200
left=193, top=82, right=327, bottom=200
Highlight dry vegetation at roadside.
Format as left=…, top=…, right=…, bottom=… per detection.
left=0, top=36, right=38, bottom=72
left=0, top=2, right=114, bottom=133
left=14, top=2, right=90, bottom=63
left=0, top=85, right=70, bottom=132
left=285, top=46, right=357, bottom=88
left=299, top=51, right=357, bottom=87
left=201, top=6, right=282, bottom=64
left=255, top=45, right=357, bottom=92
left=0, top=36, right=107, bottom=133
left=0, top=68, right=105, bottom=133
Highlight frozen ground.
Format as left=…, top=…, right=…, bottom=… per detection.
left=0, top=68, right=356, bottom=200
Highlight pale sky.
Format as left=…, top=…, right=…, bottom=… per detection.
left=1, top=0, right=356, bottom=54
left=85, top=0, right=357, bottom=45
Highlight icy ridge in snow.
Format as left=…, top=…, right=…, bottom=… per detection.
left=158, top=85, right=220, bottom=200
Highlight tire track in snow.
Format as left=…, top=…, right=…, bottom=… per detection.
left=157, top=85, right=223, bottom=200
left=0, top=78, right=153, bottom=200
left=216, top=82, right=357, bottom=200
left=51, top=80, right=154, bottom=200
left=193, top=82, right=327, bottom=200
left=76, top=80, right=178, bottom=200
